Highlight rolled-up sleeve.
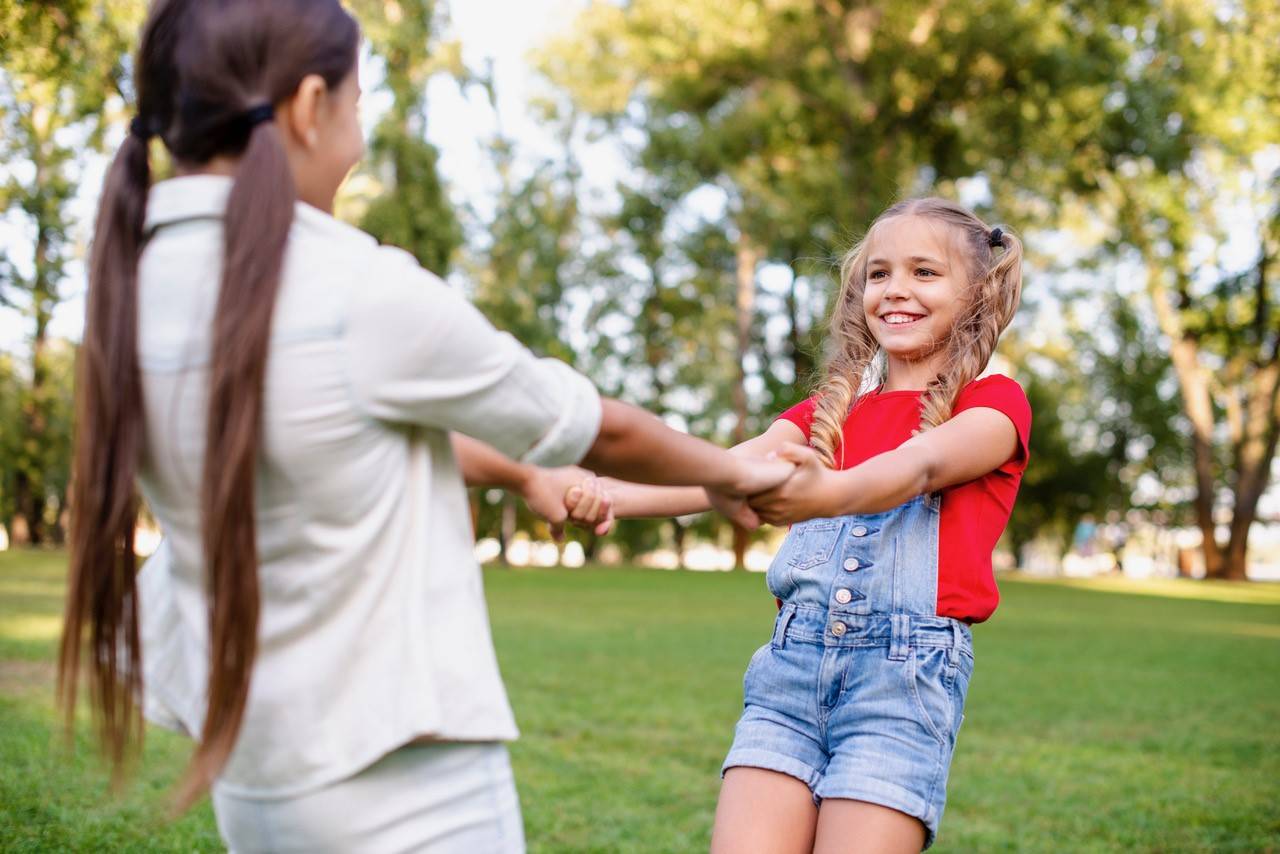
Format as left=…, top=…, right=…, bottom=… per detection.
left=344, top=247, right=601, bottom=467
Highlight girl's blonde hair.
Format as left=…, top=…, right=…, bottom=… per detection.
left=809, top=197, right=1023, bottom=468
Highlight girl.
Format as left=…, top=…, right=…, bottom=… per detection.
left=57, top=1, right=791, bottom=851
left=574, top=198, right=1030, bottom=852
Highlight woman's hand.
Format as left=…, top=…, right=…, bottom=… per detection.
left=747, top=443, right=843, bottom=526
left=706, top=455, right=798, bottom=529
left=521, top=466, right=612, bottom=540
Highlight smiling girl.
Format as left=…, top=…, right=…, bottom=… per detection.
left=570, top=197, right=1031, bottom=852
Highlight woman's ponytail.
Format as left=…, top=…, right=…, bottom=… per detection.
left=175, top=114, right=295, bottom=810
left=59, top=126, right=152, bottom=774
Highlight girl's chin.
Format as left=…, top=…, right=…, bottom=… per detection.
left=880, top=346, right=943, bottom=364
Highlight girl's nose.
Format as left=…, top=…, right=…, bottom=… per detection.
left=882, top=274, right=910, bottom=299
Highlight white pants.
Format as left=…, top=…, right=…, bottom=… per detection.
left=212, top=743, right=525, bottom=854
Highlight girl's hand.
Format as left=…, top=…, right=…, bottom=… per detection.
left=747, top=443, right=842, bottom=526
left=563, top=475, right=616, bottom=536
left=521, top=466, right=611, bottom=540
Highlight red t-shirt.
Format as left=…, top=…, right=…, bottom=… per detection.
left=776, top=374, right=1032, bottom=623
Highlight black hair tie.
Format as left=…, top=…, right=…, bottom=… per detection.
left=988, top=227, right=1004, bottom=248
left=129, top=115, right=155, bottom=141
left=242, top=103, right=275, bottom=129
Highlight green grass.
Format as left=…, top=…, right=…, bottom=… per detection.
left=2, top=551, right=1278, bottom=852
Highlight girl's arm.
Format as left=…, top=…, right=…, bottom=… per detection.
left=451, top=434, right=613, bottom=538
left=748, top=407, right=1020, bottom=525
left=581, top=419, right=808, bottom=519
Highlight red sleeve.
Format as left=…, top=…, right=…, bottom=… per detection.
left=775, top=396, right=817, bottom=440
left=954, top=374, right=1032, bottom=474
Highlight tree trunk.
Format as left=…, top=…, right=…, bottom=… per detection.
left=731, top=233, right=760, bottom=570
left=1223, top=365, right=1280, bottom=580
left=784, top=267, right=814, bottom=389
left=1147, top=267, right=1227, bottom=577
left=15, top=221, right=54, bottom=547
left=11, top=472, right=39, bottom=547
left=671, top=519, right=687, bottom=569
left=497, top=494, right=517, bottom=566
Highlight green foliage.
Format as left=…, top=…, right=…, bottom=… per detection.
left=359, top=128, right=461, bottom=274
left=0, top=0, right=143, bottom=544
left=349, top=0, right=463, bottom=273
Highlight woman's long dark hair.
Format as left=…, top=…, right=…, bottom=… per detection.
left=59, top=0, right=359, bottom=809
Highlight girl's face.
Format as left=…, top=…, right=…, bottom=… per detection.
left=282, top=61, right=364, bottom=212
left=862, top=214, right=966, bottom=367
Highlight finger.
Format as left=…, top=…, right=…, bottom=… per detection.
left=575, top=483, right=603, bottom=522
left=594, top=505, right=616, bottom=536
left=565, top=485, right=583, bottom=510
left=719, top=495, right=759, bottom=529
left=549, top=520, right=565, bottom=542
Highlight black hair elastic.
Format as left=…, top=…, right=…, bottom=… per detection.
left=241, top=103, right=275, bottom=129
left=988, top=227, right=1004, bottom=248
left=129, top=115, right=155, bottom=140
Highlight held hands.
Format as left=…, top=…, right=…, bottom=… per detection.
left=746, top=442, right=841, bottom=526
left=558, top=443, right=834, bottom=534
left=521, top=466, right=614, bottom=541
left=706, top=455, right=797, bottom=529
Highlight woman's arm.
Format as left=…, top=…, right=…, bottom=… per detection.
left=749, top=407, right=1020, bottom=525
left=591, top=419, right=808, bottom=519
left=451, top=434, right=613, bottom=538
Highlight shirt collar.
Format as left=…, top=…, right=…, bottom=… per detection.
left=144, top=175, right=368, bottom=246
left=144, top=175, right=233, bottom=232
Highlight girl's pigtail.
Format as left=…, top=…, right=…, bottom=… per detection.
left=917, top=226, right=1024, bottom=431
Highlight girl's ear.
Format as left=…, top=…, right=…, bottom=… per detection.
left=282, top=73, right=327, bottom=150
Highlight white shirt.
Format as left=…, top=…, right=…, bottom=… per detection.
left=134, top=176, right=601, bottom=798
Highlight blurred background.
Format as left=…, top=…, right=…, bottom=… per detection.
left=2, top=3, right=1278, bottom=851
left=2, top=0, right=1279, bottom=582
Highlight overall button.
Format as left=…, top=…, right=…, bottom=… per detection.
left=843, top=557, right=861, bottom=572
left=834, top=588, right=853, bottom=604
left=852, top=525, right=868, bottom=537
left=831, top=621, right=848, bottom=637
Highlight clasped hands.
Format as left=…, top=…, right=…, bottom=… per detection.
left=526, top=442, right=838, bottom=539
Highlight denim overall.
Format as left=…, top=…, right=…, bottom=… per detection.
left=722, top=494, right=974, bottom=848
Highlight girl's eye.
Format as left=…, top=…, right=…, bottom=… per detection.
left=869, top=270, right=887, bottom=279
left=916, top=269, right=937, bottom=277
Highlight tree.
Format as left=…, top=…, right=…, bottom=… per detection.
left=1007, top=1, right=1280, bottom=579
left=1007, top=288, right=1187, bottom=558
left=347, top=0, right=463, bottom=273
left=0, top=0, right=142, bottom=544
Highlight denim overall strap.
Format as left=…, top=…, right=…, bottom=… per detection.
left=888, top=613, right=911, bottom=661
left=772, top=604, right=798, bottom=647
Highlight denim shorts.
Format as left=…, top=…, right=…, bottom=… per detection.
left=723, top=500, right=975, bottom=849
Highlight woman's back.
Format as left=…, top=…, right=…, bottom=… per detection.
left=135, top=174, right=597, bottom=796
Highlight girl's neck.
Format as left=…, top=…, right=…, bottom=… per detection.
left=880, top=353, right=946, bottom=393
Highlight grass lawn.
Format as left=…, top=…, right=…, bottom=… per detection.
left=2, top=550, right=1278, bottom=852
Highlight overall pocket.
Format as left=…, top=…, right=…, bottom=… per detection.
left=766, top=519, right=842, bottom=597
left=906, top=647, right=957, bottom=748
